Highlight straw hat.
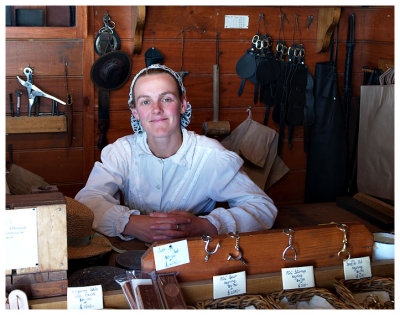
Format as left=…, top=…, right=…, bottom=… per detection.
left=66, top=197, right=112, bottom=260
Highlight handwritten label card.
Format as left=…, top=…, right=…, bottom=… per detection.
left=213, top=271, right=246, bottom=299
left=343, top=256, right=372, bottom=280
left=281, top=266, right=315, bottom=290
left=153, top=239, right=190, bottom=271
left=5, top=208, right=39, bottom=269
left=67, top=285, right=103, bottom=310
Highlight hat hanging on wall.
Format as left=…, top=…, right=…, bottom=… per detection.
left=145, top=47, right=164, bottom=67
left=90, top=50, right=132, bottom=149
left=66, top=197, right=112, bottom=260
left=90, top=50, right=132, bottom=90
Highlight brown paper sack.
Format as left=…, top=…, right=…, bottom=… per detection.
left=357, top=83, right=394, bottom=201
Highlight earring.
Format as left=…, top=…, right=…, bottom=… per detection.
left=131, top=113, right=144, bottom=133
left=180, top=102, right=192, bottom=128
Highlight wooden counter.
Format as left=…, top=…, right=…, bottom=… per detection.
left=274, top=202, right=389, bottom=233
left=25, top=202, right=394, bottom=309
left=105, top=201, right=390, bottom=257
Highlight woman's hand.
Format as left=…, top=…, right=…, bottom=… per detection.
left=122, top=213, right=190, bottom=243
left=149, top=210, right=218, bottom=239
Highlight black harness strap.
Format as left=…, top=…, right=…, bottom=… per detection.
left=97, top=88, right=110, bottom=149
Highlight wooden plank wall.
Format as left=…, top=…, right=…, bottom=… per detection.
left=5, top=6, right=394, bottom=206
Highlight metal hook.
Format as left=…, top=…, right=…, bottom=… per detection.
left=337, top=223, right=351, bottom=260
left=202, top=235, right=220, bottom=262
left=227, top=232, right=247, bottom=265
left=246, top=106, right=252, bottom=120
left=282, top=228, right=297, bottom=261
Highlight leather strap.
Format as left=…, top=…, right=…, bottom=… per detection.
left=98, top=88, right=110, bottom=149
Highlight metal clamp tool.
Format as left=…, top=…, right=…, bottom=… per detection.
left=17, top=66, right=66, bottom=116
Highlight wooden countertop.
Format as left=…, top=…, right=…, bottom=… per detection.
left=106, top=201, right=387, bottom=258
left=273, top=202, right=387, bottom=233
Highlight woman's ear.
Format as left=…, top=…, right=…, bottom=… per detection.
left=131, top=107, right=140, bottom=120
left=180, top=96, right=188, bottom=114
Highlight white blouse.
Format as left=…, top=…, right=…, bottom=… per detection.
left=75, top=128, right=277, bottom=240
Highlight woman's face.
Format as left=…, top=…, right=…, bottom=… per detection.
left=132, top=72, right=187, bottom=140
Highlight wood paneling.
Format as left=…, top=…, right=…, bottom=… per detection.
left=6, top=40, right=83, bottom=76
left=5, top=5, right=394, bottom=204
left=9, top=148, right=83, bottom=183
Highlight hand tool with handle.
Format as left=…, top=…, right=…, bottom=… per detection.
left=8, top=93, right=14, bottom=117
left=202, top=32, right=230, bottom=137
left=17, top=66, right=66, bottom=116
left=15, top=90, right=23, bottom=117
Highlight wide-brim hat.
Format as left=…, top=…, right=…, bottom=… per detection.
left=65, top=197, right=112, bottom=260
left=90, top=50, right=132, bottom=90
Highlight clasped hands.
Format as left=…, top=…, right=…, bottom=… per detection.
left=123, top=210, right=217, bottom=243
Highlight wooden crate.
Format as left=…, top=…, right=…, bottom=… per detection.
left=6, top=193, right=68, bottom=298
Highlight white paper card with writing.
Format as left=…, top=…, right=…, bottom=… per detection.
left=213, top=271, right=246, bottom=299
left=343, top=256, right=372, bottom=280
left=153, top=239, right=190, bottom=271
left=5, top=208, right=39, bottom=269
left=67, top=285, right=103, bottom=310
left=281, top=266, right=315, bottom=290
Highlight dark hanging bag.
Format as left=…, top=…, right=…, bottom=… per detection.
left=304, top=25, right=347, bottom=203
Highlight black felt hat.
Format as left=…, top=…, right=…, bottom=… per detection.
left=91, top=50, right=132, bottom=90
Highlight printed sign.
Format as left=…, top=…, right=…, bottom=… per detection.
left=281, top=266, right=315, bottom=290
left=343, top=256, right=372, bottom=280
left=153, top=239, right=190, bottom=271
left=5, top=208, right=39, bottom=269
left=213, top=271, right=246, bottom=299
left=67, top=285, right=103, bottom=310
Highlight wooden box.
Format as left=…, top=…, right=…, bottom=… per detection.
left=5, top=192, right=68, bottom=298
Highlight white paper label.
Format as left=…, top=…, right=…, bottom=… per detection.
left=67, top=285, right=103, bottom=310
left=5, top=208, right=39, bottom=269
left=343, top=256, right=372, bottom=280
left=224, top=15, right=249, bottom=29
left=281, top=266, right=315, bottom=290
left=213, top=271, right=246, bottom=299
left=153, top=239, right=190, bottom=271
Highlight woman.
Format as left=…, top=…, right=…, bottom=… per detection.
left=75, top=64, right=277, bottom=243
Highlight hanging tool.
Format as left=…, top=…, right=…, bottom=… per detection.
left=8, top=93, right=14, bottom=117
left=17, top=66, right=66, bottom=116
left=15, top=90, right=22, bottom=117
left=94, top=11, right=121, bottom=56
left=65, top=61, right=73, bottom=146
left=177, top=27, right=189, bottom=79
left=202, top=32, right=230, bottom=137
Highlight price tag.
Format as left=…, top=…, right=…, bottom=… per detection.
left=5, top=208, right=39, bottom=269
left=67, top=285, right=103, bottom=310
left=213, top=271, right=246, bottom=299
left=153, top=239, right=190, bottom=271
left=343, top=256, right=372, bottom=280
left=281, top=266, right=315, bottom=290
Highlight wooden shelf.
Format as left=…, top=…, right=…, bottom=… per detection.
left=6, top=6, right=87, bottom=39
left=6, top=116, right=67, bottom=134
